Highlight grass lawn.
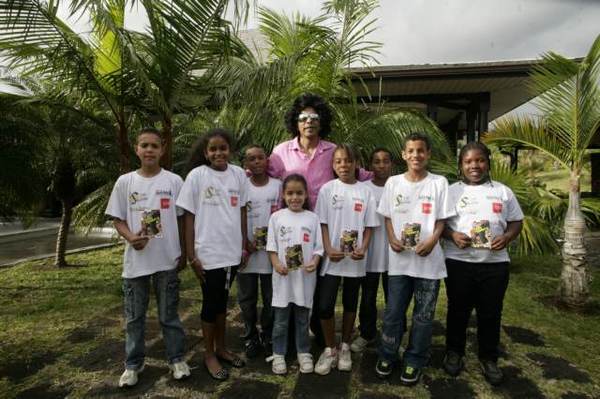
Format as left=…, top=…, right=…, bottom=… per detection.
left=0, top=246, right=599, bottom=398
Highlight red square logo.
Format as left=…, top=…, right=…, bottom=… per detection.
left=493, top=202, right=503, bottom=213
left=303, top=233, right=310, bottom=242
left=422, top=202, right=432, bottom=214
left=230, top=196, right=238, bottom=207
left=160, top=198, right=170, bottom=209
left=354, top=202, right=363, bottom=212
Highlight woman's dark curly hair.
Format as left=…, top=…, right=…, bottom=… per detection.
left=284, top=93, right=333, bottom=138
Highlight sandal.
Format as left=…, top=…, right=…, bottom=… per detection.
left=204, top=361, right=229, bottom=381
left=216, top=352, right=246, bottom=368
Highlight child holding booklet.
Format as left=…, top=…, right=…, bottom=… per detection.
left=442, top=142, right=523, bottom=386
left=314, top=144, right=379, bottom=375
left=375, top=133, right=452, bottom=386
left=105, top=127, right=190, bottom=388
left=266, top=174, right=323, bottom=375
left=238, top=145, right=281, bottom=358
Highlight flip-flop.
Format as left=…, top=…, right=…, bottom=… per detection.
left=204, top=361, right=229, bottom=381
left=216, top=353, right=246, bottom=368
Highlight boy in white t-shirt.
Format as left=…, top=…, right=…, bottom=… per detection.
left=375, top=133, right=453, bottom=386
left=238, top=145, right=281, bottom=358
left=105, top=128, right=190, bottom=388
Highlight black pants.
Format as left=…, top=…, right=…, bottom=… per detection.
left=445, top=258, right=509, bottom=362
left=200, top=266, right=237, bottom=323
left=318, top=274, right=362, bottom=319
left=357, top=271, right=388, bottom=340
left=237, top=272, right=273, bottom=343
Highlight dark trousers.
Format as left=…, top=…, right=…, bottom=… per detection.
left=309, top=263, right=324, bottom=346
left=200, top=266, right=237, bottom=322
left=318, top=274, right=362, bottom=319
left=237, top=272, right=273, bottom=343
left=357, top=271, right=388, bottom=340
left=445, top=258, right=509, bottom=362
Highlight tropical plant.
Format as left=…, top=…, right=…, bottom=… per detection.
left=484, top=34, right=600, bottom=306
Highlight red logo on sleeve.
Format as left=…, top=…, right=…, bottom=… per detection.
left=303, top=233, right=310, bottom=242
left=354, top=202, right=363, bottom=212
left=230, top=196, right=239, bottom=207
left=422, top=202, right=432, bottom=214
left=493, top=202, right=503, bottom=213
left=160, top=198, right=170, bottom=209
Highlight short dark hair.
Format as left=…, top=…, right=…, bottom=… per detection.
left=137, top=127, right=163, bottom=142
left=240, top=144, right=265, bottom=162
left=185, top=128, right=235, bottom=175
left=403, top=132, right=431, bottom=151
left=281, top=174, right=310, bottom=210
left=369, top=147, right=392, bottom=164
left=284, top=93, right=333, bottom=138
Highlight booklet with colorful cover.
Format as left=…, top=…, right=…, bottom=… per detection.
left=470, top=220, right=492, bottom=249
left=340, top=229, right=359, bottom=255
left=401, top=223, right=421, bottom=249
left=141, top=209, right=162, bottom=238
left=254, top=226, right=268, bottom=250
left=285, top=244, right=304, bottom=271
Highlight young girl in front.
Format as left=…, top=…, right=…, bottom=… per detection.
left=266, top=174, right=323, bottom=375
left=176, top=128, right=248, bottom=381
left=442, top=142, right=523, bottom=386
left=314, top=144, right=379, bottom=375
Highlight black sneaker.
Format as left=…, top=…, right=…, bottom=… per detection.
left=480, top=360, right=504, bottom=386
left=375, top=359, right=393, bottom=379
left=443, top=351, right=464, bottom=377
left=244, top=338, right=262, bottom=359
left=400, top=365, right=422, bottom=386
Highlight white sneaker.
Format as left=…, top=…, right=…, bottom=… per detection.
left=350, top=336, right=372, bottom=353
left=267, top=354, right=287, bottom=375
left=338, top=343, right=352, bottom=371
left=314, top=347, right=337, bottom=375
left=169, top=361, right=191, bottom=380
left=118, top=365, right=144, bottom=387
left=297, top=353, right=314, bottom=374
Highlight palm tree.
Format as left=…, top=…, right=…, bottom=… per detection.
left=484, top=34, right=600, bottom=306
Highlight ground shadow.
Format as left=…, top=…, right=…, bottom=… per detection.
left=526, top=352, right=591, bottom=383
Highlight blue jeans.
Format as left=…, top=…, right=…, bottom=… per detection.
left=272, top=304, right=310, bottom=356
left=378, top=275, right=440, bottom=368
left=123, top=269, right=185, bottom=370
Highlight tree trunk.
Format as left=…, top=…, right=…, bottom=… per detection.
left=161, top=115, right=173, bottom=170
left=559, top=171, right=590, bottom=306
left=55, top=199, right=73, bottom=268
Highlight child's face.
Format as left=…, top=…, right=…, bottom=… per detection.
left=402, top=139, right=430, bottom=173
left=461, top=148, right=489, bottom=184
left=205, top=136, right=230, bottom=171
left=135, top=133, right=164, bottom=169
left=297, top=106, right=321, bottom=140
left=333, top=149, right=356, bottom=183
left=371, top=151, right=392, bottom=181
left=284, top=180, right=307, bottom=212
left=244, top=147, right=267, bottom=176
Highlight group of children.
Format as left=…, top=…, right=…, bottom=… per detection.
left=106, top=127, right=523, bottom=388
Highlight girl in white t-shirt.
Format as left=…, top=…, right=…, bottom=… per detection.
left=442, top=142, right=523, bottom=386
left=314, top=144, right=379, bottom=375
left=266, top=174, right=323, bottom=375
left=176, top=128, right=249, bottom=381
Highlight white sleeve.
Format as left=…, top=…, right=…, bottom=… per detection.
left=266, top=213, right=277, bottom=252
left=436, top=177, right=454, bottom=220
left=315, top=185, right=329, bottom=224
left=173, top=175, right=185, bottom=217
left=176, top=170, right=198, bottom=214
left=505, top=187, right=524, bottom=221
left=365, top=189, right=380, bottom=227
left=377, top=180, right=392, bottom=218
left=239, top=168, right=250, bottom=206
left=105, top=176, right=128, bottom=221
left=313, top=215, right=324, bottom=256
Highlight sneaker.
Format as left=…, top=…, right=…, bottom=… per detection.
left=314, top=347, right=337, bottom=375
left=338, top=343, right=352, bottom=371
left=375, top=359, right=393, bottom=379
left=297, top=353, right=314, bottom=373
left=443, top=351, right=464, bottom=377
left=169, top=361, right=191, bottom=380
left=267, top=354, right=287, bottom=375
left=350, top=336, right=372, bottom=353
left=245, top=338, right=263, bottom=359
left=400, top=365, right=422, bottom=386
left=480, top=360, right=504, bottom=386
left=118, top=365, right=144, bottom=387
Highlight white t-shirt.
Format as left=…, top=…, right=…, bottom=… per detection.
left=377, top=172, right=453, bottom=279
left=242, top=177, right=282, bottom=274
left=444, top=180, right=524, bottom=263
left=315, top=179, right=380, bottom=277
left=266, top=208, right=324, bottom=309
left=176, top=164, right=248, bottom=270
left=365, top=180, right=389, bottom=273
left=105, top=169, right=183, bottom=279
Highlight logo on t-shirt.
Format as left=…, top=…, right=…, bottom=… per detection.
left=160, top=198, right=170, bottom=209
left=422, top=202, right=432, bottom=214
left=493, top=202, right=503, bottom=213
left=332, top=194, right=344, bottom=209
left=394, top=193, right=410, bottom=207
left=128, top=191, right=148, bottom=205
left=354, top=202, right=363, bottom=212
left=202, top=186, right=221, bottom=205
left=155, top=189, right=172, bottom=196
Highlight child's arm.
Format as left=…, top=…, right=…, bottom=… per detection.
left=269, top=251, right=287, bottom=276
left=240, top=206, right=249, bottom=269
left=491, top=220, right=523, bottom=250
left=321, top=224, right=345, bottom=262
left=304, top=254, right=321, bottom=273
left=442, top=225, right=471, bottom=249
left=351, top=226, right=373, bottom=260
left=113, top=218, right=148, bottom=251
left=416, top=219, right=445, bottom=257
left=176, top=215, right=186, bottom=271
left=386, top=218, right=404, bottom=252
left=184, top=211, right=205, bottom=282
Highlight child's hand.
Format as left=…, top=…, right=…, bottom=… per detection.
left=389, top=237, right=404, bottom=253
left=326, top=247, right=345, bottom=262
left=304, top=260, right=317, bottom=273
left=415, top=237, right=437, bottom=257
left=350, top=246, right=366, bottom=260
left=176, top=256, right=186, bottom=272
left=128, top=231, right=149, bottom=250
left=274, top=262, right=288, bottom=276
left=491, top=234, right=510, bottom=250
left=246, top=239, right=257, bottom=254
left=190, top=258, right=206, bottom=282
left=451, top=231, right=471, bottom=249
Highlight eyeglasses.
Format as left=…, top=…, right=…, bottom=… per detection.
left=298, top=113, right=320, bottom=122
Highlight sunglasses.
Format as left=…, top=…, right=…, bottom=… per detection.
left=298, top=113, right=320, bottom=122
